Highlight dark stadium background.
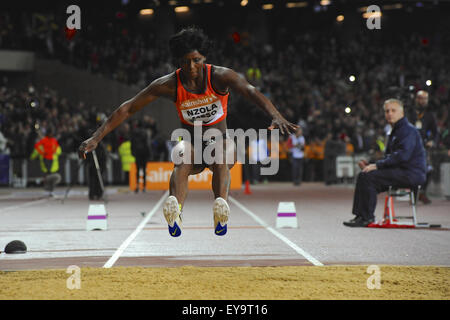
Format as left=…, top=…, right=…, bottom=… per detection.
left=1, top=0, right=449, bottom=186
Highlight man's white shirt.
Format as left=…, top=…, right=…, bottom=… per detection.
left=290, top=134, right=305, bottom=159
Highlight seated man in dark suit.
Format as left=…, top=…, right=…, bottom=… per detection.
left=344, top=99, right=427, bottom=227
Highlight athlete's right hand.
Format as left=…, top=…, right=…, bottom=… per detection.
left=78, top=137, right=98, bottom=160
left=268, top=116, right=299, bottom=135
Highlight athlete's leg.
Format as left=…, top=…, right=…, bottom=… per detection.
left=165, top=166, right=195, bottom=237
left=211, top=164, right=231, bottom=236
left=210, top=138, right=236, bottom=236
left=211, top=164, right=230, bottom=199
left=164, top=140, right=193, bottom=237
left=210, top=138, right=236, bottom=199
left=164, top=140, right=204, bottom=237
left=169, top=163, right=194, bottom=208
left=168, top=140, right=199, bottom=206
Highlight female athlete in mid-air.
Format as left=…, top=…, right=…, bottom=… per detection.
left=79, top=27, right=297, bottom=237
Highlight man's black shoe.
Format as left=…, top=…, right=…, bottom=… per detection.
left=348, top=216, right=359, bottom=223
left=343, top=216, right=360, bottom=226
left=343, top=216, right=374, bottom=227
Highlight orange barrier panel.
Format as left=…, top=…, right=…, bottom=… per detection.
left=129, top=162, right=242, bottom=191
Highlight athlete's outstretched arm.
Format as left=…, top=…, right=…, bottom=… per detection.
left=78, top=75, right=173, bottom=159
left=214, top=67, right=298, bottom=135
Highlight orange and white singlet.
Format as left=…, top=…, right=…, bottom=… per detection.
left=175, top=64, right=229, bottom=126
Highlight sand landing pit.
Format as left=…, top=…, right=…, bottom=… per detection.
left=0, top=265, right=449, bottom=300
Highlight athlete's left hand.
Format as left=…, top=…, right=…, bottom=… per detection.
left=268, top=117, right=299, bottom=135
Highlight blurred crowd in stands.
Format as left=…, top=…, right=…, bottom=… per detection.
left=1, top=9, right=449, bottom=183
left=0, top=82, right=162, bottom=161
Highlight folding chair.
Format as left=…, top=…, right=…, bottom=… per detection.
left=368, top=185, right=441, bottom=229
left=384, top=185, right=420, bottom=227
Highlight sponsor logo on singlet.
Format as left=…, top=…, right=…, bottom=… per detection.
left=180, top=95, right=224, bottom=124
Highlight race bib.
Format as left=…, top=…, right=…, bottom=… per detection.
left=181, top=98, right=224, bottom=125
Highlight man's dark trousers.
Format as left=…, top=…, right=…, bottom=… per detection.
left=291, top=158, right=304, bottom=185
left=352, top=168, right=415, bottom=221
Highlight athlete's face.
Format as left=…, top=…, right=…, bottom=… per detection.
left=179, top=50, right=206, bottom=79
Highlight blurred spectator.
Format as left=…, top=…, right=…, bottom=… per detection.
left=87, top=141, right=106, bottom=200
left=442, top=117, right=450, bottom=157
left=249, top=136, right=268, bottom=184
left=0, top=125, right=9, bottom=154
left=142, top=115, right=159, bottom=159
left=131, top=120, right=151, bottom=193
left=30, top=127, right=62, bottom=196
left=33, top=127, right=59, bottom=174
left=352, top=127, right=369, bottom=154
left=118, top=138, right=135, bottom=185
left=323, top=132, right=345, bottom=185
left=246, top=59, right=262, bottom=88
left=305, top=135, right=325, bottom=182
left=344, top=135, right=355, bottom=156
left=287, top=127, right=305, bottom=186
left=409, top=90, right=439, bottom=204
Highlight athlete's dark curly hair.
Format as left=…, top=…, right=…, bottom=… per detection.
left=169, top=26, right=212, bottom=64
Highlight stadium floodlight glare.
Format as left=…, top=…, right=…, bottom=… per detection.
left=262, top=3, right=274, bottom=10
left=383, top=3, right=403, bottom=10
left=320, top=0, right=331, bottom=5
left=426, top=80, right=432, bottom=86
left=286, top=2, right=308, bottom=8
left=349, top=75, right=356, bottom=82
left=345, top=107, right=351, bottom=114
left=168, top=0, right=177, bottom=5
left=363, top=11, right=382, bottom=19
left=336, top=15, right=344, bottom=22
left=240, top=0, right=248, bottom=6
left=175, top=6, right=190, bottom=12
left=139, top=9, right=154, bottom=15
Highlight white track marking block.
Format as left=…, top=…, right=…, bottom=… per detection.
left=87, top=204, right=108, bottom=231
left=276, top=202, right=298, bottom=228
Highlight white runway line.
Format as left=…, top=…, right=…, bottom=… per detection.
left=0, top=198, right=49, bottom=213
left=229, top=196, right=324, bottom=266
left=103, top=190, right=169, bottom=268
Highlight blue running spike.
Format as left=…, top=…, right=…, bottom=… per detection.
left=214, top=222, right=227, bottom=236
left=168, top=221, right=182, bottom=237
